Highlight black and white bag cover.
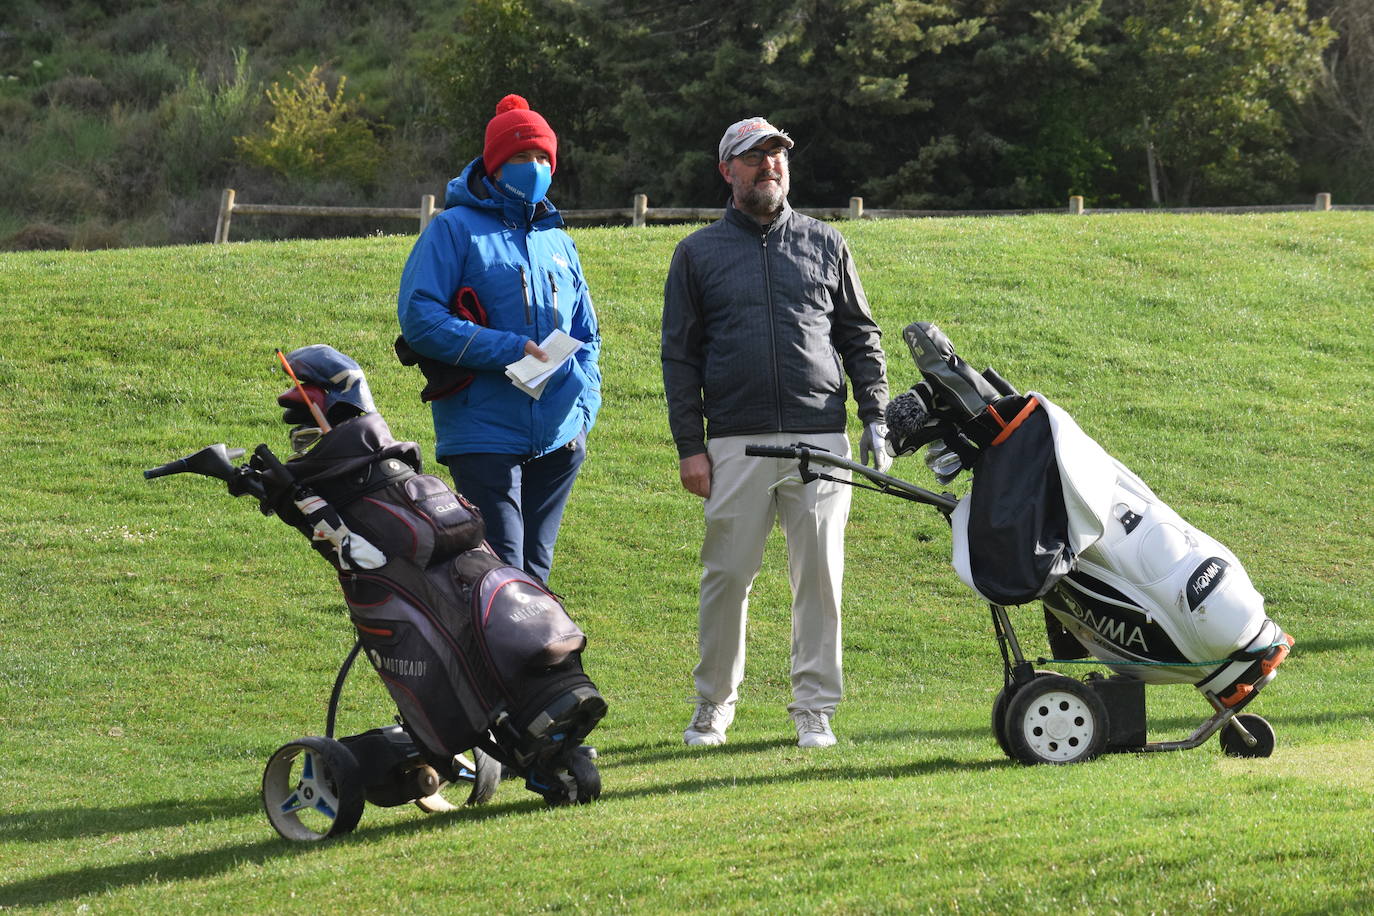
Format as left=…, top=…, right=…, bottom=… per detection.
left=950, top=393, right=1284, bottom=687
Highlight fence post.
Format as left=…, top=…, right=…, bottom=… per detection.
left=420, top=194, right=437, bottom=232
left=1315, top=192, right=1332, bottom=211
left=848, top=197, right=863, bottom=220
left=633, top=193, right=648, bottom=227
left=1068, top=195, right=1085, bottom=215
left=214, top=188, right=235, bottom=243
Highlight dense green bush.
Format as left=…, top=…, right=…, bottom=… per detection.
left=234, top=66, right=387, bottom=189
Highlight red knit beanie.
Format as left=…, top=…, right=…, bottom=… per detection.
left=483, top=94, right=558, bottom=175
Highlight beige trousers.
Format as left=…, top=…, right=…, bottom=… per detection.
left=693, top=431, right=852, bottom=715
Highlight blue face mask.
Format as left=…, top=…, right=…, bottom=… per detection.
left=495, top=159, right=552, bottom=204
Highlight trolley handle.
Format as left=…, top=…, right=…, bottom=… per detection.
left=743, top=444, right=802, bottom=459
left=143, top=444, right=247, bottom=481
left=746, top=441, right=959, bottom=513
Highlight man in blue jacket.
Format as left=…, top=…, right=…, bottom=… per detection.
left=398, top=95, right=601, bottom=586
left=662, top=116, right=890, bottom=749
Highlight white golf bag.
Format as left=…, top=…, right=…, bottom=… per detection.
left=892, top=322, right=1292, bottom=709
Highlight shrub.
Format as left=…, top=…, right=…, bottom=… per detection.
left=70, top=219, right=123, bottom=250
left=100, top=43, right=182, bottom=107
left=2, top=222, right=69, bottom=251
left=234, top=65, right=386, bottom=189
left=160, top=48, right=261, bottom=194
left=0, top=95, right=35, bottom=136
left=44, top=74, right=109, bottom=110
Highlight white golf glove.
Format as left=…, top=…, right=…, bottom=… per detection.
left=860, top=422, right=893, bottom=473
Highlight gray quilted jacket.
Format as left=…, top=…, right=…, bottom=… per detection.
left=661, top=202, right=888, bottom=459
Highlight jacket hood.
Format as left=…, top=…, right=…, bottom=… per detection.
left=445, top=157, right=562, bottom=227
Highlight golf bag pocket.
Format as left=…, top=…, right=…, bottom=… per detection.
left=451, top=549, right=587, bottom=684
left=342, top=579, right=492, bottom=762
left=399, top=474, right=485, bottom=565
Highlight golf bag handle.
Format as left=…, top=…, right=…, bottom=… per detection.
left=745, top=442, right=959, bottom=514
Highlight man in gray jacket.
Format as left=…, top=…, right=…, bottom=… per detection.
left=661, top=116, right=890, bottom=749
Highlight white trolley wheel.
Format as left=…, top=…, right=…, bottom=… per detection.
left=261, top=736, right=366, bottom=841
left=414, top=747, right=502, bottom=812
left=1004, top=675, right=1108, bottom=765
left=992, top=670, right=1062, bottom=760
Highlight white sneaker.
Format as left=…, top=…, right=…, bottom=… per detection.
left=792, top=709, right=836, bottom=748
left=684, top=700, right=733, bottom=746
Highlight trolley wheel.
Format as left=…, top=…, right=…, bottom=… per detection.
left=991, top=688, right=1013, bottom=758
left=1219, top=713, right=1276, bottom=758
left=414, top=747, right=501, bottom=812
left=538, top=752, right=602, bottom=807
left=261, top=737, right=366, bottom=841
left=992, top=670, right=1061, bottom=759
left=1004, top=675, right=1108, bottom=765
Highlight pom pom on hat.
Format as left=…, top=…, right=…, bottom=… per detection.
left=484, top=94, right=558, bottom=175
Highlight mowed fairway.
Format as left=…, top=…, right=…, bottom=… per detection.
left=1, top=212, right=1371, bottom=913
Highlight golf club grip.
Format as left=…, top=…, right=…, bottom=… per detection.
left=143, top=459, right=187, bottom=479
left=744, top=445, right=800, bottom=459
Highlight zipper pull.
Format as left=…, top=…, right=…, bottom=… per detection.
left=519, top=265, right=532, bottom=324
left=548, top=270, right=560, bottom=326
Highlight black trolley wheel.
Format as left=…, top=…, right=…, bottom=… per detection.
left=261, top=736, right=366, bottom=841
left=1003, top=675, right=1109, bottom=765
left=1219, top=713, right=1276, bottom=758
left=537, top=751, right=602, bottom=807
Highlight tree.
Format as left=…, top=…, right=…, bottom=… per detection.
left=1297, top=0, right=1374, bottom=200
left=1118, top=0, right=1334, bottom=206
left=422, top=0, right=985, bottom=207
left=867, top=0, right=1122, bottom=208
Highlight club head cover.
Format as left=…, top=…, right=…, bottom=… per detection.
left=279, top=382, right=327, bottom=426
left=278, top=344, right=376, bottom=424
left=885, top=383, right=941, bottom=456
left=902, top=322, right=1005, bottom=424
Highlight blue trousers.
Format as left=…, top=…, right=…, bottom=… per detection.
left=443, top=431, right=586, bottom=584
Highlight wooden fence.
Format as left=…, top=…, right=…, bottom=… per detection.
left=213, top=189, right=1361, bottom=243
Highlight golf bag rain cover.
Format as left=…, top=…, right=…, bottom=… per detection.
left=279, top=413, right=600, bottom=770
left=950, top=393, right=1286, bottom=688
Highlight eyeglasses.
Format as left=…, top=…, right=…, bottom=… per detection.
left=733, top=146, right=789, bottom=167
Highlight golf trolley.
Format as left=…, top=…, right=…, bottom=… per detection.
left=743, top=320, right=1292, bottom=766
left=144, top=346, right=606, bottom=841
left=745, top=443, right=1279, bottom=765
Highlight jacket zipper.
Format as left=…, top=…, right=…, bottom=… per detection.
left=548, top=271, right=560, bottom=327
left=760, top=227, right=784, bottom=431
left=519, top=265, right=532, bottom=325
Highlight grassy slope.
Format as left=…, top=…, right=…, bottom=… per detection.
left=1, top=213, right=1372, bottom=913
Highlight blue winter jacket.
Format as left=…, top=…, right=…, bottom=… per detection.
left=397, top=158, right=602, bottom=460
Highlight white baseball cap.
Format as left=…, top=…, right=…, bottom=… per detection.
left=718, top=116, right=794, bottom=162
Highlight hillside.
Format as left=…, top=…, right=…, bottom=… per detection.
left=2, top=214, right=1372, bottom=911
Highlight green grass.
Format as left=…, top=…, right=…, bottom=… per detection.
left=2, top=213, right=1373, bottom=913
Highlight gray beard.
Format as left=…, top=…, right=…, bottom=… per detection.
left=738, top=179, right=786, bottom=219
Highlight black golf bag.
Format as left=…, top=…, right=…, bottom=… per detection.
left=258, top=412, right=607, bottom=785
left=146, top=349, right=606, bottom=837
